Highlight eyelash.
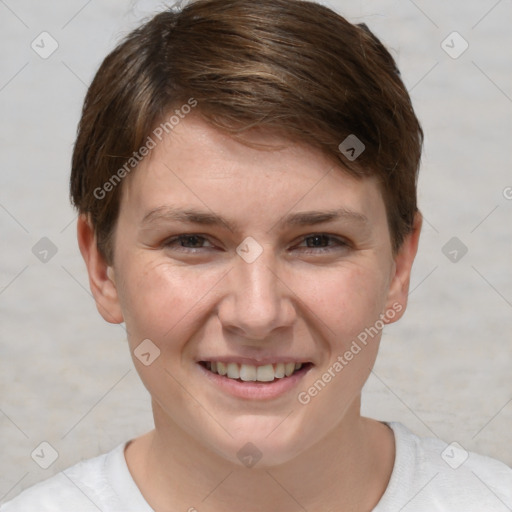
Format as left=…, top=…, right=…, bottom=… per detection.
left=162, top=233, right=349, bottom=254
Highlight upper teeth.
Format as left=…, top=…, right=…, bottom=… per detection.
left=206, top=362, right=303, bottom=382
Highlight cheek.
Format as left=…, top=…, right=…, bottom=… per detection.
left=116, top=255, right=226, bottom=346
left=299, top=262, right=389, bottom=343
left=117, top=252, right=390, bottom=350
left=293, top=267, right=388, bottom=419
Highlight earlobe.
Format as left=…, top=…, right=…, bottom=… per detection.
left=77, top=214, right=124, bottom=324
left=383, top=211, right=423, bottom=324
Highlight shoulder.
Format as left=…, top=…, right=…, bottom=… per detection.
left=374, top=422, right=512, bottom=512
left=0, top=443, right=126, bottom=512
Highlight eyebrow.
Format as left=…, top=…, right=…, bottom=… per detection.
left=141, top=206, right=369, bottom=233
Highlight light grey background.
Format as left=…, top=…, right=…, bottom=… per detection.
left=1, top=0, right=511, bottom=502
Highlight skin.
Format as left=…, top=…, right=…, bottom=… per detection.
left=78, top=113, right=422, bottom=512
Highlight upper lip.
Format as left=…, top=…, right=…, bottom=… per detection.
left=198, top=357, right=313, bottom=366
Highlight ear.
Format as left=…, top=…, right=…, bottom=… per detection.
left=383, top=211, right=422, bottom=324
left=76, top=214, right=124, bottom=324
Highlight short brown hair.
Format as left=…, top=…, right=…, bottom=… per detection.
left=70, top=0, right=423, bottom=263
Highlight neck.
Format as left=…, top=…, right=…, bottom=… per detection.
left=125, top=398, right=395, bottom=512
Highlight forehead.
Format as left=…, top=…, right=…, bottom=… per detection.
left=119, top=113, right=386, bottom=229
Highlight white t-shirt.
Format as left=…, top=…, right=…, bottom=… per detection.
left=1, top=422, right=511, bottom=511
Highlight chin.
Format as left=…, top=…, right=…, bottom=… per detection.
left=207, top=415, right=314, bottom=469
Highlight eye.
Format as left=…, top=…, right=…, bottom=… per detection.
left=162, top=234, right=215, bottom=252
left=295, top=234, right=349, bottom=253
left=161, top=233, right=349, bottom=255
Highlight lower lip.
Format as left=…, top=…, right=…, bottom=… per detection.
left=197, top=363, right=313, bottom=400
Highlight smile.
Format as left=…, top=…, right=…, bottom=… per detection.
left=197, top=357, right=314, bottom=399
left=200, top=361, right=310, bottom=382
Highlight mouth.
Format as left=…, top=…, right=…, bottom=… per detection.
left=199, top=361, right=313, bottom=384
left=197, top=361, right=313, bottom=399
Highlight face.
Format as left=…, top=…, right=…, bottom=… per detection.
left=81, top=113, right=419, bottom=467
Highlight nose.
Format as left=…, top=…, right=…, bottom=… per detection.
left=217, top=244, right=296, bottom=341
